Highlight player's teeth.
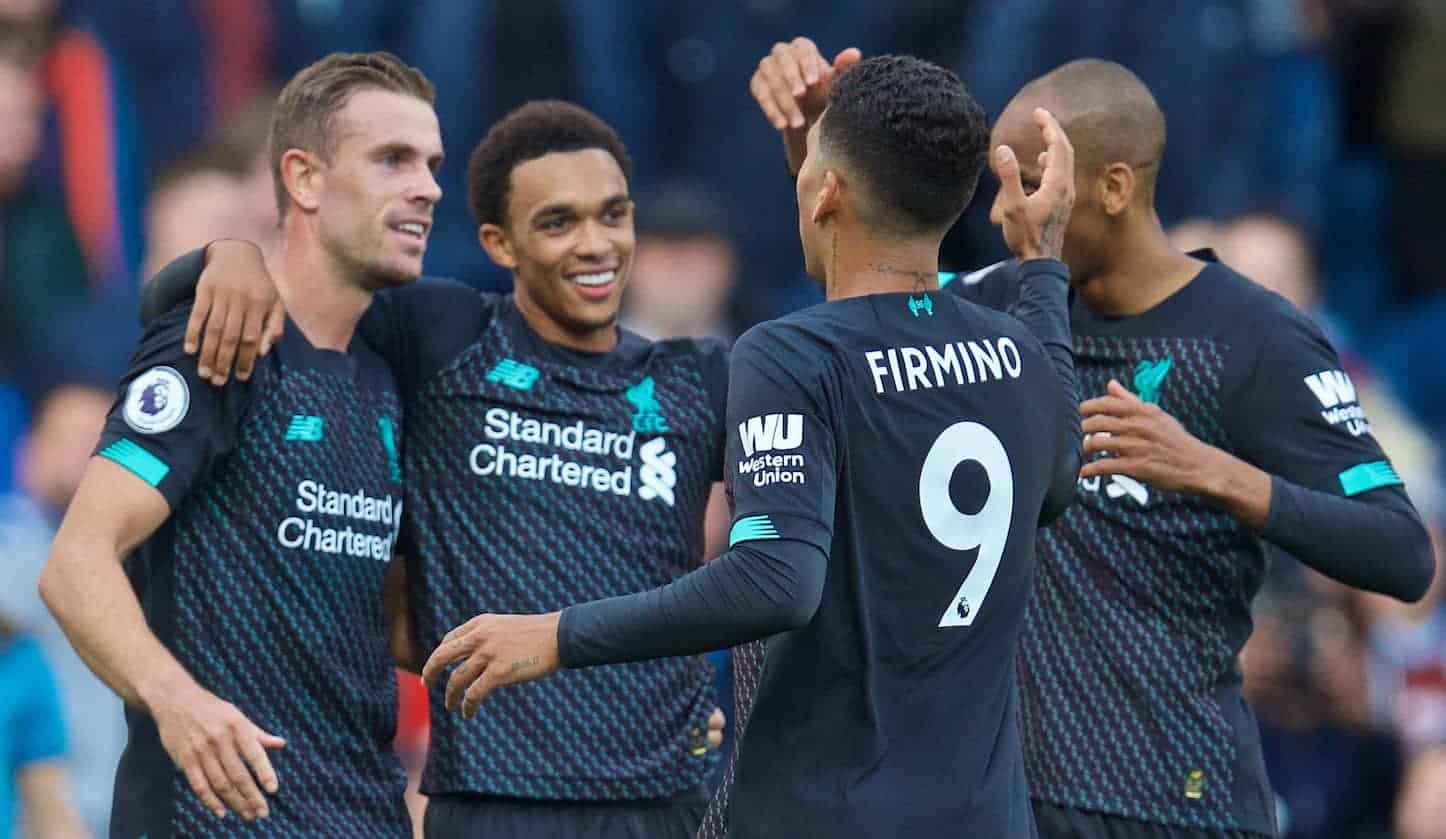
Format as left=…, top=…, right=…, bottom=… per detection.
left=398, top=223, right=424, bottom=236
left=570, top=272, right=614, bottom=287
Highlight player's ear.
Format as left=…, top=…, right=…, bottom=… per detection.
left=280, top=149, right=322, bottom=213
left=1101, top=162, right=1135, bottom=217
left=811, top=169, right=844, bottom=225
left=478, top=223, right=517, bottom=270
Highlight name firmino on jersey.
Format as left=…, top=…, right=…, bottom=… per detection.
left=864, top=337, right=1023, bottom=395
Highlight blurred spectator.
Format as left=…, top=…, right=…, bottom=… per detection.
left=0, top=616, right=87, bottom=838
left=1376, top=0, right=1446, bottom=303
left=1395, top=745, right=1446, bottom=839
left=0, top=49, right=90, bottom=401
left=0, top=383, right=124, bottom=836
left=1356, top=528, right=1446, bottom=757
left=206, top=87, right=282, bottom=246
left=625, top=181, right=740, bottom=342
left=141, top=144, right=252, bottom=280
left=1244, top=587, right=1402, bottom=839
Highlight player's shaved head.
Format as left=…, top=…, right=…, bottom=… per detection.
left=1000, top=59, right=1165, bottom=191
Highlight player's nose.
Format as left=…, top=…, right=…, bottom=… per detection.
left=574, top=219, right=610, bottom=257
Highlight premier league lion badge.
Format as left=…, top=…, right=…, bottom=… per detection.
left=123, top=366, right=190, bottom=434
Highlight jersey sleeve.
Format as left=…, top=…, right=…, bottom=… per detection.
left=723, top=325, right=837, bottom=553
left=94, top=305, right=253, bottom=510
left=1226, top=307, right=1399, bottom=497
left=12, top=639, right=68, bottom=766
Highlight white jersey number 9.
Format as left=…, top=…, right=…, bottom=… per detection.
left=919, top=421, right=1015, bottom=628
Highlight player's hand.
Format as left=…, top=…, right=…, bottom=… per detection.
left=421, top=612, right=563, bottom=720
left=150, top=682, right=286, bottom=821
left=707, top=707, right=725, bottom=750
left=1079, top=379, right=1222, bottom=494
left=995, top=108, right=1075, bottom=262
left=186, top=239, right=285, bottom=386
left=750, top=37, right=862, bottom=174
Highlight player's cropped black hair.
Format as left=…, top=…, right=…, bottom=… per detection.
left=819, top=55, right=988, bottom=235
left=467, top=100, right=634, bottom=227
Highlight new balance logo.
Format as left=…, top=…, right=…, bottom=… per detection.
left=285, top=415, right=324, bottom=442
left=486, top=358, right=541, bottom=391
left=738, top=413, right=803, bottom=457
left=1304, top=370, right=1358, bottom=408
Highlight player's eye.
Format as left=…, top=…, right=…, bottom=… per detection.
left=603, top=205, right=630, bottom=224
left=540, top=217, right=570, bottom=233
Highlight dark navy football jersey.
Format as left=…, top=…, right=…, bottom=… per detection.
left=720, top=289, right=1072, bottom=838
left=947, top=256, right=1413, bottom=833
left=97, top=307, right=409, bottom=839
left=365, top=279, right=726, bottom=800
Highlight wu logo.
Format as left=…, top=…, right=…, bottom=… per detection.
left=486, top=358, right=540, bottom=391
left=637, top=437, right=677, bottom=506
left=377, top=416, right=401, bottom=482
left=285, top=414, right=324, bottom=442
left=1304, top=370, right=1358, bottom=408
left=908, top=294, right=934, bottom=318
left=1134, top=357, right=1172, bottom=405
left=738, top=413, right=802, bottom=457
left=626, top=376, right=670, bottom=434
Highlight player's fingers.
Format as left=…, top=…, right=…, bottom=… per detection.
left=832, top=47, right=862, bottom=75
left=232, top=303, right=265, bottom=383
left=1105, top=379, right=1140, bottom=401
left=181, top=757, right=228, bottom=819
left=750, top=73, right=789, bottom=131
left=199, top=749, right=247, bottom=819
left=260, top=300, right=285, bottom=356
left=439, top=614, right=486, bottom=649
left=1081, top=415, right=1130, bottom=436
left=421, top=642, right=462, bottom=688
left=788, top=37, right=822, bottom=85
left=1079, top=394, right=1136, bottom=417
left=771, top=41, right=807, bottom=97
left=445, top=651, right=490, bottom=712
left=1078, top=458, right=1119, bottom=480
left=185, top=284, right=213, bottom=356
left=993, top=146, right=1028, bottom=219
left=195, top=290, right=228, bottom=381
left=239, top=733, right=282, bottom=795
left=461, top=668, right=501, bottom=720
left=757, top=55, right=806, bottom=128
left=1035, top=108, right=1076, bottom=197
left=209, top=303, right=248, bottom=386
left=217, top=740, right=267, bottom=819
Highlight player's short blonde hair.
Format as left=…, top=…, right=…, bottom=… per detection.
left=268, top=51, right=434, bottom=217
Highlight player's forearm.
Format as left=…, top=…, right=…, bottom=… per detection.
left=1260, top=479, right=1435, bottom=602
left=1192, top=447, right=1275, bottom=530
left=39, top=540, right=197, bottom=710
left=1010, top=259, right=1080, bottom=523
left=557, top=539, right=827, bottom=668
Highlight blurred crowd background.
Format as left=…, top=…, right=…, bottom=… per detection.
left=0, top=0, right=1444, bottom=837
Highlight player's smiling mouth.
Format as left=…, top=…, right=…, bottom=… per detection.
left=564, top=269, right=620, bottom=300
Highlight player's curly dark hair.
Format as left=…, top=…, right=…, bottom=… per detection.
left=820, top=55, right=988, bottom=235
left=467, top=100, right=634, bottom=227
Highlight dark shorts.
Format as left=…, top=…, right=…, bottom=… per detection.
left=423, top=787, right=707, bottom=839
left=1033, top=802, right=1277, bottom=839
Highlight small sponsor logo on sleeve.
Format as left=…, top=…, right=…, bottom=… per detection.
left=1303, top=370, right=1371, bottom=436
